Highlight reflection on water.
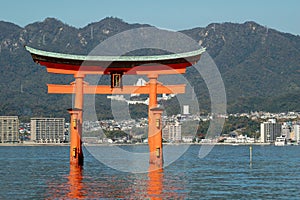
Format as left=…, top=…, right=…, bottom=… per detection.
left=47, top=162, right=185, bottom=199
left=67, top=165, right=84, bottom=199
left=147, top=166, right=164, bottom=199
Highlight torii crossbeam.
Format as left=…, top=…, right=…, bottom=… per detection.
left=25, top=46, right=205, bottom=169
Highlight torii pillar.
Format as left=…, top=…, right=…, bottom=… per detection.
left=67, top=74, right=85, bottom=166
left=148, top=74, right=164, bottom=168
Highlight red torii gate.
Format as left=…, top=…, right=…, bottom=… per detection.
left=25, top=46, right=204, bottom=169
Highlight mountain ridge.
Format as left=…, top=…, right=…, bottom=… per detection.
left=0, top=17, right=300, bottom=120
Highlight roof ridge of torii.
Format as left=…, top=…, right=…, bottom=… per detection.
left=25, top=46, right=206, bottom=62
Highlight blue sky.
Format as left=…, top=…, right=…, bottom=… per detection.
left=1, top=0, right=299, bottom=35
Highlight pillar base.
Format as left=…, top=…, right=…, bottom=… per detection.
left=68, top=108, right=84, bottom=167
left=70, top=152, right=84, bottom=166
left=149, top=153, right=163, bottom=169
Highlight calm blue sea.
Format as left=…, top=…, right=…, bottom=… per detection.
left=0, top=145, right=299, bottom=199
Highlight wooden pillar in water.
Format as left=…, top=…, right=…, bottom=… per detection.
left=68, top=74, right=85, bottom=166
left=68, top=108, right=83, bottom=166
left=148, top=74, right=164, bottom=168
left=149, top=107, right=164, bottom=168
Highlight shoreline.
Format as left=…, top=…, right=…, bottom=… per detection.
left=0, top=142, right=273, bottom=147
left=0, top=142, right=70, bottom=146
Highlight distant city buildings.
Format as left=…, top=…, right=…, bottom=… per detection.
left=2, top=110, right=300, bottom=145
left=259, top=118, right=300, bottom=144
left=222, top=135, right=255, bottom=144
left=31, top=118, right=66, bottom=143
left=260, top=119, right=282, bottom=143
left=0, top=116, right=19, bottom=143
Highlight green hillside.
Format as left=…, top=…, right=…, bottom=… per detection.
left=0, top=17, right=299, bottom=121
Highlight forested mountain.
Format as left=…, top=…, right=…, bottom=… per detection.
left=181, top=21, right=300, bottom=113
left=0, top=17, right=299, bottom=121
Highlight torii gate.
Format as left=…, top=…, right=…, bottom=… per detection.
left=25, top=46, right=205, bottom=168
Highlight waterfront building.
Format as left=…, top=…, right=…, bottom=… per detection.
left=293, top=124, right=300, bottom=143
left=260, top=119, right=282, bottom=143
left=0, top=116, right=19, bottom=143
left=282, top=122, right=292, bottom=137
left=31, top=118, right=65, bottom=143
left=182, top=136, right=194, bottom=143
left=281, top=122, right=295, bottom=142
left=162, top=120, right=182, bottom=142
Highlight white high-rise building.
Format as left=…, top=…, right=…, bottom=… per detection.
left=183, top=105, right=190, bottom=115
left=0, top=116, right=19, bottom=143
left=31, top=118, right=65, bottom=143
left=162, top=121, right=182, bottom=142
left=260, top=119, right=282, bottom=143
left=281, top=122, right=292, bottom=139
left=293, top=124, right=300, bottom=144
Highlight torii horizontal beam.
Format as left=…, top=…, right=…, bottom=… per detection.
left=43, top=62, right=188, bottom=75
left=47, top=84, right=186, bottom=94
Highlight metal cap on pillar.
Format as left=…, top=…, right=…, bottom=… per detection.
left=150, top=107, right=164, bottom=113
left=67, top=108, right=82, bottom=113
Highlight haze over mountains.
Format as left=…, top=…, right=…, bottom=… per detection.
left=0, top=17, right=300, bottom=120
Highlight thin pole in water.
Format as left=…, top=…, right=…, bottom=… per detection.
left=249, top=145, right=253, bottom=167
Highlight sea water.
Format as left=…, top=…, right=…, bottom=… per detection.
left=0, top=145, right=299, bottom=199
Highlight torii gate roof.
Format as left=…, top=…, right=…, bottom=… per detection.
left=25, top=46, right=205, bottom=75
